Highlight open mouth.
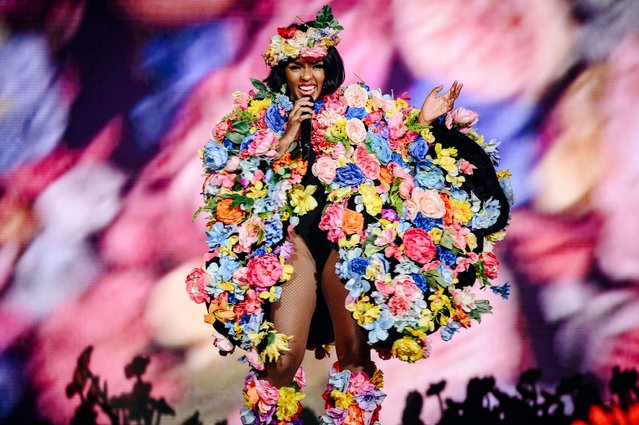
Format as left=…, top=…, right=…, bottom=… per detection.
left=298, top=84, right=317, bottom=97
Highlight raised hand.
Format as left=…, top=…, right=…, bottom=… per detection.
left=276, top=96, right=314, bottom=157
left=418, top=81, right=463, bottom=125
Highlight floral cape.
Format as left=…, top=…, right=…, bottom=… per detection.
left=186, top=79, right=513, bottom=366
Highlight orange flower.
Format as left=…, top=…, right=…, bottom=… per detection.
left=441, top=194, right=454, bottom=226
left=343, top=209, right=364, bottom=235
left=454, top=309, right=471, bottom=328
left=216, top=198, right=245, bottom=225
left=344, top=404, right=365, bottom=425
left=379, top=166, right=393, bottom=186
left=273, top=152, right=291, bottom=172
left=204, top=293, right=236, bottom=324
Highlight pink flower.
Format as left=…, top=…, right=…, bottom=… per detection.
left=255, top=378, right=280, bottom=406
left=388, top=111, right=407, bottom=139
left=319, top=203, right=345, bottom=242
left=363, top=109, right=384, bottom=126
left=185, top=267, right=210, bottom=304
left=246, top=351, right=265, bottom=371
left=324, top=93, right=348, bottom=114
left=316, top=108, right=343, bottom=129
left=215, top=120, right=230, bottom=141
left=403, top=200, right=419, bottom=221
left=375, top=280, right=395, bottom=296
left=312, top=155, right=337, bottom=183
left=344, top=84, right=369, bottom=108
left=294, top=367, right=307, bottom=388
left=445, top=107, right=479, bottom=133
left=232, top=266, right=248, bottom=285
left=212, top=334, right=235, bottom=353
left=246, top=254, right=283, bottom=289
left=300, top=46, right=328, bottom=62
left=247, top=130, right=278, bottom=157
left=394, top=275, right=419, bottom=299
left=355, top=145, right=381, bottom=180
left=348, top=371, right=376, bottom=395
left=403, top=228, right=437, bottom=264
left=411, top=188, right=446, bottom=218
left=238, top=215, right=264, bottom=252
left=481, top=251, right=500, bottom=279
left=388, top=294, right=411, bottom=316
left=459, top=159, right=476, bottom=174
left=224, top=156, right=240, bottom=172
left=345, top=118, right=367, bottom=144
left=398, top=179, right=415, bottom=200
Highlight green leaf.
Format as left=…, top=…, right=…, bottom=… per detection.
left=231, top=120, right=250, bottom=134
left=250, top=78, right=268, bottom=93
left=225, top=132, right=245, bottom=144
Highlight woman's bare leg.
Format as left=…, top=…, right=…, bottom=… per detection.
left=262, top=231, right=318, bottom=387
left=320, top=248, right=374, bottom=375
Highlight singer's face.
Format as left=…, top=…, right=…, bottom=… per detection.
left=284, top=59, right=325, bottom=101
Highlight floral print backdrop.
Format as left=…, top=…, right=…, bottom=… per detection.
left=1, top=0, right=638, bottom=423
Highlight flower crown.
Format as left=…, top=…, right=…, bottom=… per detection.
left=263, top=5, right=344, bottom=68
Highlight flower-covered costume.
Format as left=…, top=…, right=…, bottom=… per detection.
left=187, top=79, right=512, bottom=365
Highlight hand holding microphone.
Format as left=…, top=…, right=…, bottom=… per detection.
left=277, top=95, right=315, bottom=157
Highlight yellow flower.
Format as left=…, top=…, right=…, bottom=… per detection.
left=338, top=234, right=361, bottom=249
left=371, top=369, right=384, bottom=389
left=289, top=184, right=318, bottom=216
left=280, top=263, right=294, bottom=282
left=246, top=180, right=267, bottom=199
left=359, top=184, right=382, bottom=216
left=487, top=230, right=507, bottom=243
left=428, top=228, right=443, bottom=244
left=259, top=286, right=280, bottom=302
left=262, top=332, right=292, bottom=363
left=327, top=118, right=348, bottom=141
left=331, top=390, right=354, bottom=409
left=247, top=98, right=272, bottom=116
left=466, top=232, right=478, bottom=250
left=281, top=43, right=298, bottom=57
left=276, top=386, right=305, bottom=420
left=418, top=310, right=436, bottom=333
left=449, top=198, right=473, bottom=224
left=391, top=337, right=423, bottom=363
left=346, top=296, right=381, bottom=326
left=420, top=127, right=435, bottom=143
left=496, top=169, right=512, bottom=179
left=428, top=288, right=451, bottom=313
left=446, top=173, right=465, bottom=187
left=328, top=187, right=352, bottom=202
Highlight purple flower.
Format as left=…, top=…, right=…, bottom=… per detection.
left=355, top=389, right=386, bottom=411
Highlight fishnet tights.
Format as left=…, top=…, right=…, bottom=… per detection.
left=263, top=231, right=373, bottom=387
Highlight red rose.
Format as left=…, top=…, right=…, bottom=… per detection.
left=277, top=26, right=297, bottom=39
left=403, top=228, right=437, bottom=264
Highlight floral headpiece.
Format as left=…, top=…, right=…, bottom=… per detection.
left=263, top=5, right=344, bottom=68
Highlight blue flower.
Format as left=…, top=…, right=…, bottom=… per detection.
left=414, top=165, right=445, bottom=190
left=264, top=215, right=284, bottom=246
left=345, top=107, right=367, bottom=119
left=265, top=103, right=286, bottom=134
left=329, top=370, right=351, bottom=393
left=366, top=131, right=392, bottom=165
left=345, top=277, right=371, bottom=299
left=390, top=152, right=409, bottom=169
left=334, top=163, right=365, bottom=187
left=314, top=100, right=325, bottom=113
left=238, top=133, right=254, bottom=152
left=411, top=273, right=429, bottom=293
left=205, top=222, right=234, bottom=250
left=413, top=213, right=440, bottom=231
left=219, top=255, right=240, bottom=282
left=470, top=197, right=501, bottom=230
left=440, top=321, right=461, bottom=341
left=253, top=247, right=267, bottom=257
left=349, top=257, right=370, bottom=276
left=276, top=94, right=293, bottom=112
left=408, top=136, right=428, bottom=160
left=491, top=282, right=511, bottom=300
left=437, top=247, right=456, bottom=267
left=203, top=139, right=229, bottom=171
left=437, top=263, right=454, bottom=286
left=363, top=308, right=394, bottom=344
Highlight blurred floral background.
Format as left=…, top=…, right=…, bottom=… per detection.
left=1, top=0, right=638, bottom=423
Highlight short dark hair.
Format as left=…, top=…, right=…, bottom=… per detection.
left=263, top=46, right=345, bottom=98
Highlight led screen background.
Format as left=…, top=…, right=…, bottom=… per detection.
left=1, top=0, right=638, bottom=423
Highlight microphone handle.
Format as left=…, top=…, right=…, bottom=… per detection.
left=300, top=95, right=314, bottom=152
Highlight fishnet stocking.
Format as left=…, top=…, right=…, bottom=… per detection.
left=264, top=231, right=318, bottom=387
left=321, top=249, right=374, bottom=375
